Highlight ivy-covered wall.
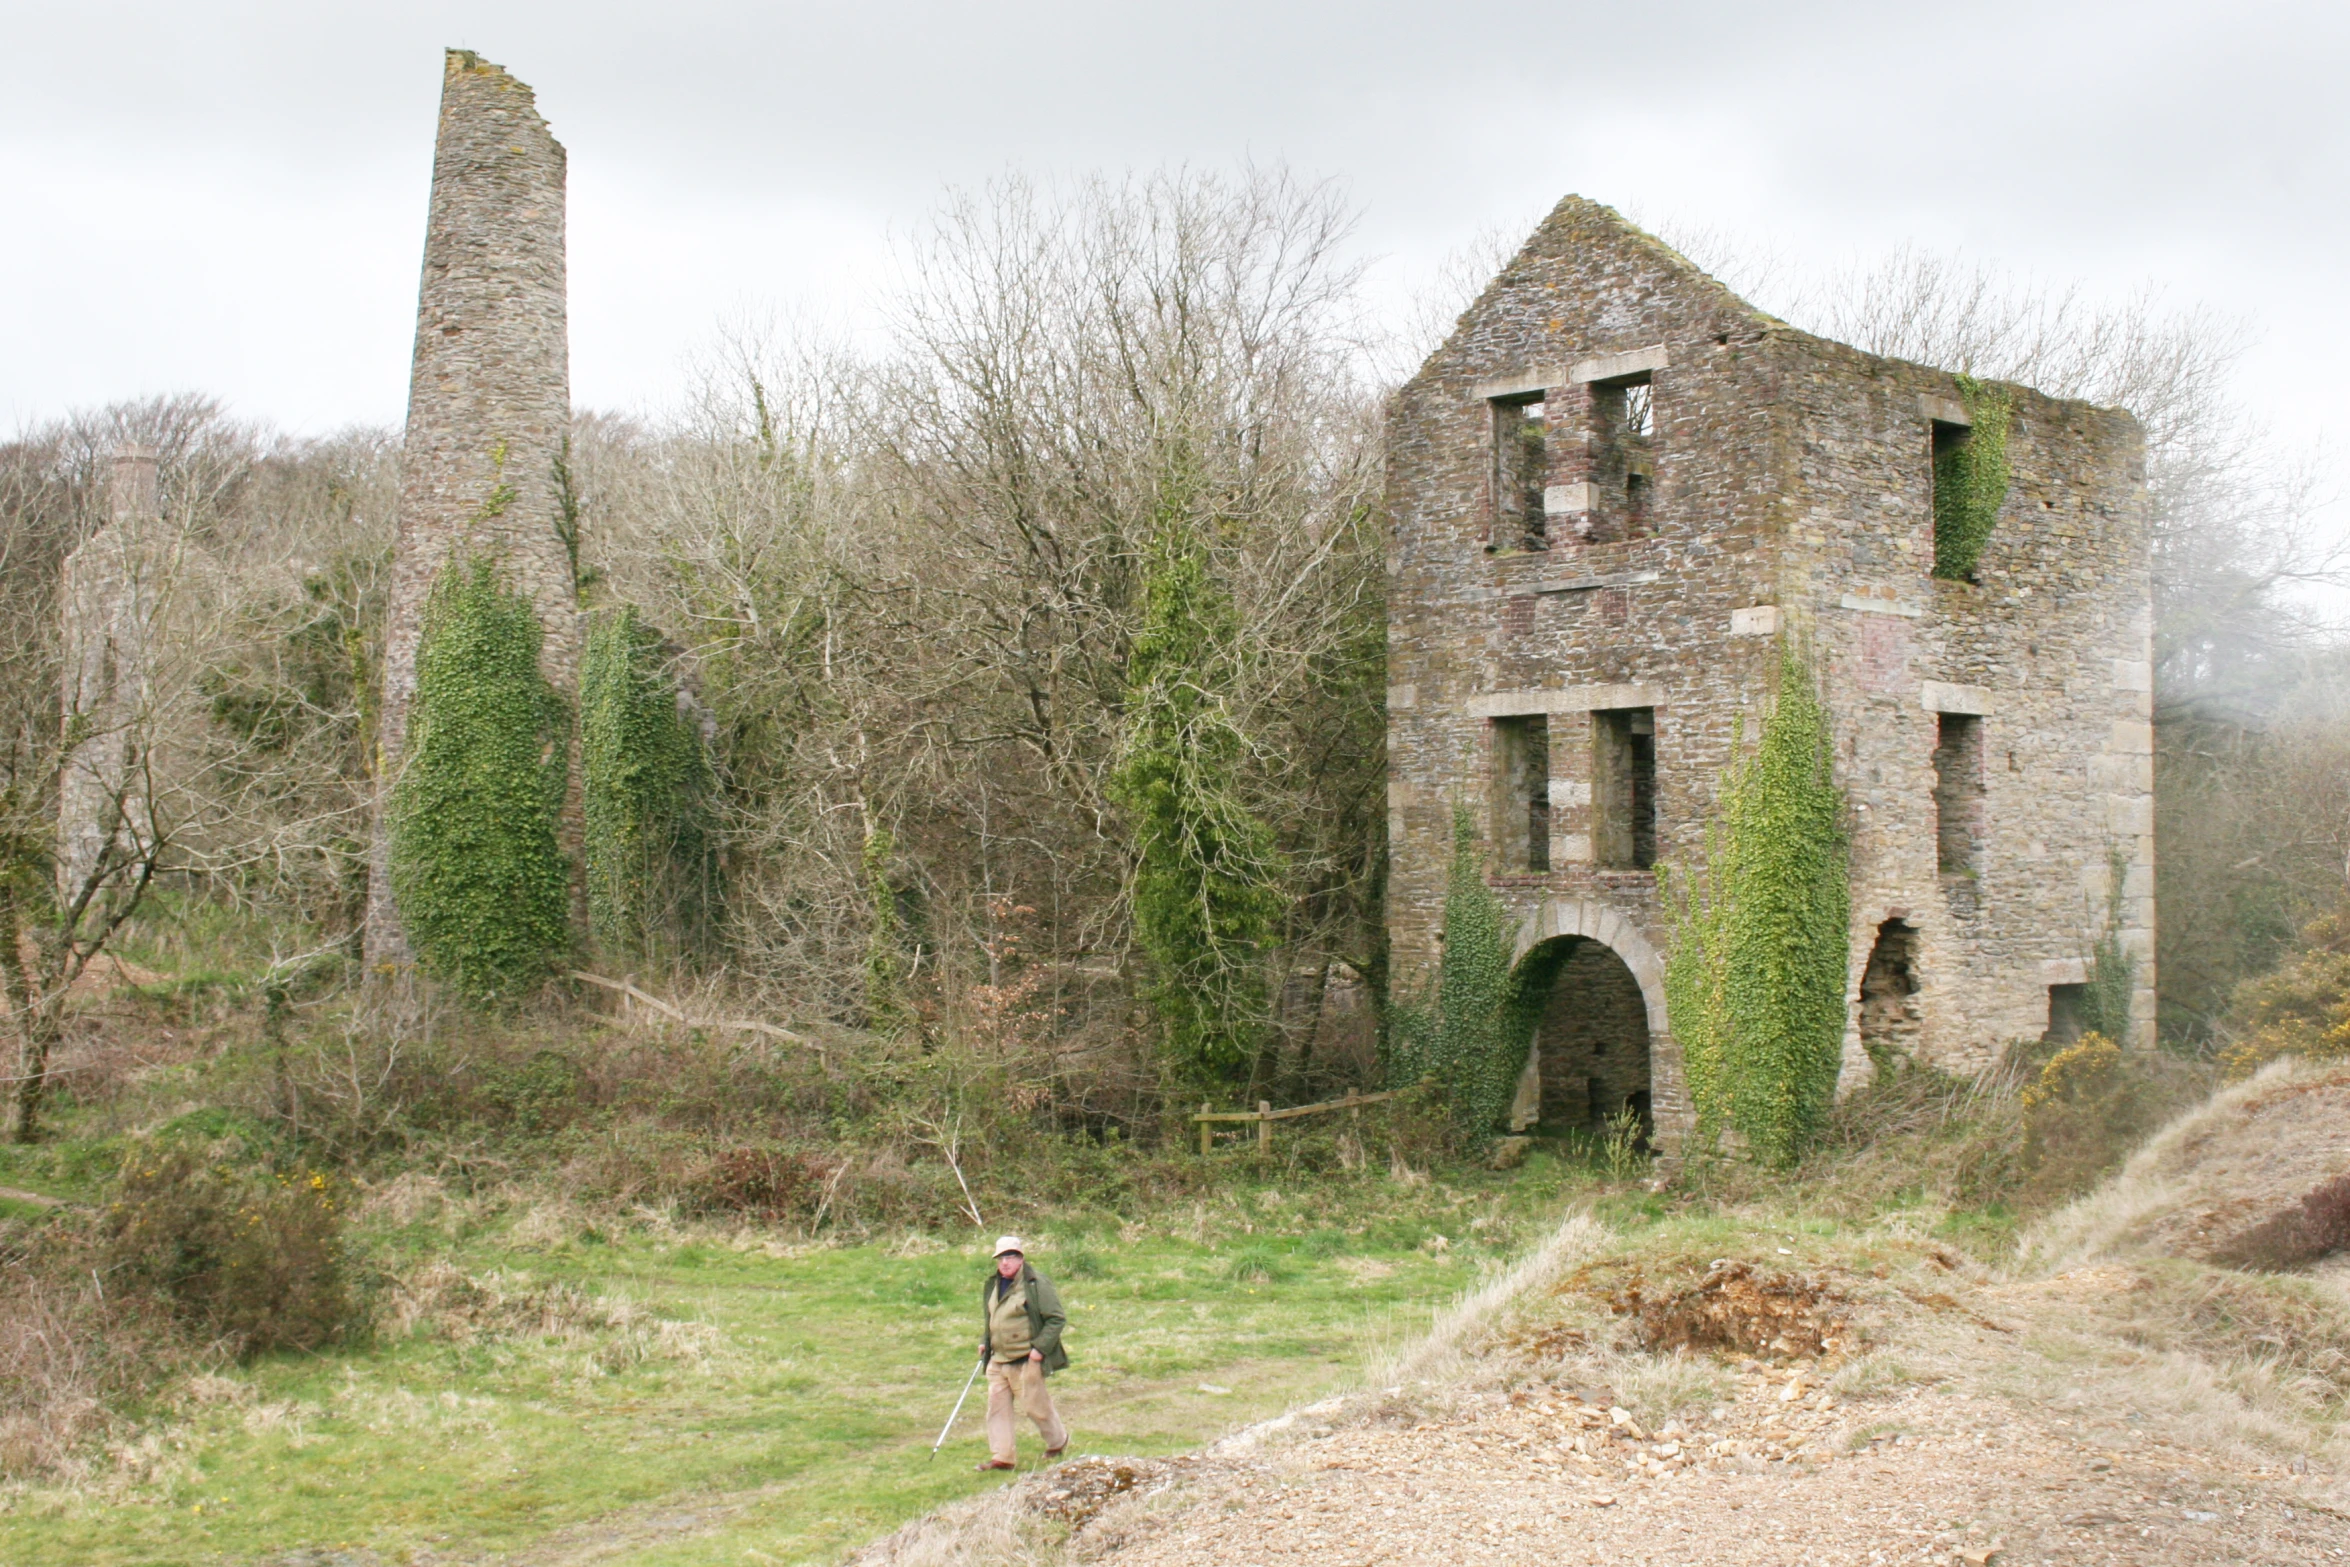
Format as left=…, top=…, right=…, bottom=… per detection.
left=388, top=556, right=571, bottom=1002
left=1932, top=375, right=2013, bottom=581
left=1385, top=808, right=1521, bottom=1136
left=1663, top=653, right=1850, bottom=1165
left=580, top=605, right=716, bottom=966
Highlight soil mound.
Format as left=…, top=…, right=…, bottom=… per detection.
left=2029, top=1059, right=2350, bottom=1271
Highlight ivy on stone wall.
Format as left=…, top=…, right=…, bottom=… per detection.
left=1386, top=808, right=1521, bottom=1136
left=580, top=604, right=715, bottom=965
left=1662, top=652, right=1850, bottom=1165
left=1110, top=496, right=1285, bottom=1083
left=1932, top=375, right=2013, bottom=581
left=389, top=555, right=571, bottom=1003
left=2078, top=847, right=2137, bottom=1041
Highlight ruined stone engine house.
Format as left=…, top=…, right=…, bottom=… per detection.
left=1384, top=198, right=2156, bottom=1152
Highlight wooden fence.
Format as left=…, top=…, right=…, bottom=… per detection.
left=1191, top=1081, right=1427, bottom=1155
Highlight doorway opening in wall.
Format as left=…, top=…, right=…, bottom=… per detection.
left=1491, top=715, right=1549, bottom=872
left=1519, top=935, right=1653, bottom=1147
left=2044, top=983, right=2088, bottom=1045
left=1932, top=713, right=1985, bottom=877
left=1858, top=918, right=1922, bottom=1068
left=1490, top=393, right=1548, bottom=551
left=1593, top=708, right=1657, bottom=869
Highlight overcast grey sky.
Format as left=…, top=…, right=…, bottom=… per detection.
left=3, top=1, right=2343, bottom=460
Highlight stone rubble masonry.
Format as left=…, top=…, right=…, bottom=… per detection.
left=1385, top=197, right=2156, bottom=1153
left=366, top=50, right=581, bottom=966
left=58, top=447, right=164, bottom=907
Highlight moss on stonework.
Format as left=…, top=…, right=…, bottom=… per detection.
left=1932, top=375, right=2012, bottom=581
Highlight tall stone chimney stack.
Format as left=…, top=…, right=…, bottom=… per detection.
left=367, top=50, right=581, bottom=966
left=58, top=444, right=165, bottom=904
left=107, top=446, right=159, bottom=528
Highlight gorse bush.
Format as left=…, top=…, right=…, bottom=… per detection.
left=1664, top=653, right=1850, bottom=1166
left=100, top=1145, right=354, bottom=1358
left=390, top=554, right=571, bottom=1002
left=2020, top=1031, right=2195, bottom=1201
left=581, top=604, right=715, bottom=965
left=1931, top=374, right=2011, bottom=581
left=1111, top=496, right=1285, bottom=1082
left=2220, top=903, right=2350, bottom=1079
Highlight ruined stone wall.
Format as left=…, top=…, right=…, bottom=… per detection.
left=1385, top=197, right=2155, bottom=1150
left=1763, top=329, right=2155, bottom=1069
left=366, top=50, right=579, bottom=964
left=1385, top=198, right=1799, bottom=1148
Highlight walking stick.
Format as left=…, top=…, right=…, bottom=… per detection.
left=929, top=1355, right=987, bottom=1460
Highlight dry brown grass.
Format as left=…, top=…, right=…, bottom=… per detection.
left=0, top=1235, right=183, bottom=1482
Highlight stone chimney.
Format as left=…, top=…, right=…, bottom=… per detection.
left=108, top=444, right=160, bottom=529
left=58, top=443, right=168, bottom=906
left=366, top=50, right=581, bottom=966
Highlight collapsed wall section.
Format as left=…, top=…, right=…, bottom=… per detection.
left=366, top=50, right=579, bottom=965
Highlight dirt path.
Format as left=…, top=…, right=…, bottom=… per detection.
left=1049, top=1372, right=2341, bottom=1566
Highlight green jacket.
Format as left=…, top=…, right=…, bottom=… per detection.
left=980, top=1262, right=1069, bottom=1375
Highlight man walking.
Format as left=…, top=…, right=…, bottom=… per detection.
left=977, top=1235, right=1069, bottom=1471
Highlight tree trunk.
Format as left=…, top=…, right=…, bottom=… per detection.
left=0, top=879, right=55, bottom=1144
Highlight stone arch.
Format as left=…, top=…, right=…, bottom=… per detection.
left=1504, top=900, right=1687, bottom=1150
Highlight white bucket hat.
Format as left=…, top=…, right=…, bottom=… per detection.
left=993, top=1235, right=1026, bottom=1257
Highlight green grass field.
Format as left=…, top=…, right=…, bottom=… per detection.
left=0, top=1152, right=1589, bottom=1566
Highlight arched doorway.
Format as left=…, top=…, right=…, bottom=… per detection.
left=1514, top=936, right=1654, bottom=1142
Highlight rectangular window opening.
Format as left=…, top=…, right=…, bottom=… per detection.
left=1931, top=419, right=1971, bottom=565
left=1933, top=712, right=1986, bottom=876
left=1489, top=394, right=1548, bottom=551
left=2044, top=983, right=2088, bottom=1045
left=1491, top=715, right=1550, bottom=872
left=1593, top=707, right=1657, bottom=870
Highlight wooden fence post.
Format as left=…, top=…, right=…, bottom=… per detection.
left=1199, top=1102, right=1212, bottom=1157
left=1257, top=1101, right=1272, bottom=1155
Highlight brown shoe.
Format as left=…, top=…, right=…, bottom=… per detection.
left=1044, top=1445, right=1067, bottom=1460
left=975, top=1459, right=1015, bottom=1472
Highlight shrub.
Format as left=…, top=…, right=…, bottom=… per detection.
left=100, top=1146, right=355, bottom=1357
left=2021, top=1032, right=2195, bottom=1201
left=2214, top=1173, right=2350, bottom=1272
left=693, top=1146, right=838, bottom=1223
left=389, top=554, right=572, bottom=1003
left=0, top=1224, right=179, bottom=1479
left=2219, top=904, right=2350, bottom=1079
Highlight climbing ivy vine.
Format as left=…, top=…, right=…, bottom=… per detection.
left=1662, top=652, right=1850, bottom=1165
left=1110, top=490, right=1285, bottom=1084
left=1386, top=808, right=1522, bottom=1137
left=1932, top=374, right=2012, bottom=581
left=389, top=555, right=571, bottom=1003
left=2077, top=847, right=2137, bottom=1041
left=860, top=820, right=909, bottom=1035
left=581, top=605, right=715, bottom=965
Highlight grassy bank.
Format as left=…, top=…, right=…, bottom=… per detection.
left=0, top=1147, right=1590, bottom=1566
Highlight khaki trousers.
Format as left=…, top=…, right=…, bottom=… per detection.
left=985, top=1356, right=1068, bottom=1463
